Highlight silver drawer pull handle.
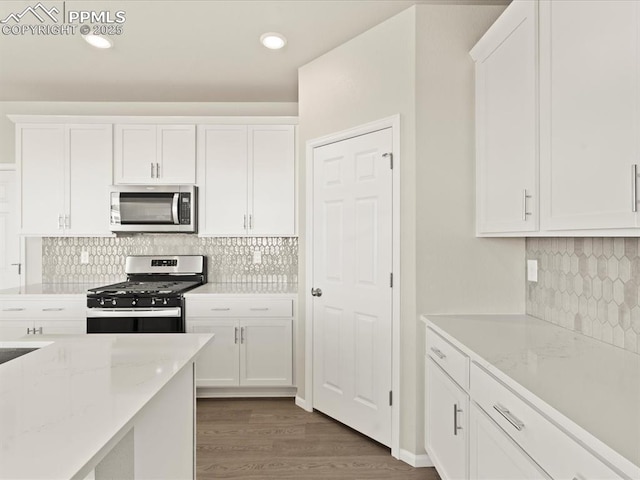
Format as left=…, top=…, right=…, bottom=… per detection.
left=493, top=404, right=525, bottom=431
left=249, top=308, right=269, bottom=311
left=633, top=164, right=638, bottom=212
left=42, top=308, right=63, bottom=311
left=211, top=308, right=231, bottom=311
left=430, top=347, right=446, bottom=360
left=453, top=404, right=463, bottom=436
left=3, top=308, right=25, bottom=312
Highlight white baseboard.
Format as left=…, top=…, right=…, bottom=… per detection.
left=399, top=449, right=434, bottom=468
left=196, top=386, right=296, bottom=398
left=294, top=395, right=313, bottom=412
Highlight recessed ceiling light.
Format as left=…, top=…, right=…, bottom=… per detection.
left=260, top=32, right=286, bottom=50
left=83, top=34, right=113, bottom=49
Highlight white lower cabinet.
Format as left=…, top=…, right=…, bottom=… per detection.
left=186, top=297, right=294, bottom=389
left=425, top=357, right=468, bottom=480
left=0, top=296, right=86, bottom=340
left=469, top=403, right=549, bottom=480
left=425, top=324, right=625, bottom=480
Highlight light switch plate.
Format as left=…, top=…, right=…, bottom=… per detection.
left=527, top=259, right=538, bottom=282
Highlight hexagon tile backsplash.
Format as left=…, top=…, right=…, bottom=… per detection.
left=42, top=236, right=298, bottom=285
left=527, top=237, right=640, bottom=355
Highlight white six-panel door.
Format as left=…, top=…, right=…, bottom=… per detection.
left=312, top=128, right=393, bottom=446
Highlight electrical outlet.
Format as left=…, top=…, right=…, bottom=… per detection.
left=80, top=250, right=89, bottom=264
left=527, top=259, right=538, bottom=282
left=252, top=249, right=262, bottom=264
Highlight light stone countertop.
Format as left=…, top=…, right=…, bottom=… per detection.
left=423, top=314, right=640, bottom=478
left=0, top=333, right=213, bottom=479
left=0, top=283, right=101, bottom=296
left=185, top=282, right=298, bottom=296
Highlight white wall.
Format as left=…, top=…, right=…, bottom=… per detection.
left=414, top=3, right=523, bottom=453
left=298, top=3, right=524, bottom=459
left=0, top=101, right=297, bottom=163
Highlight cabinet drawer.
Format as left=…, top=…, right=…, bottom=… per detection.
left=426, top=327, right=469, bottom=390
left=187, top=299, right=293, bottom=318
left=471, top=362, right=622, bottom=480
left=1, top=299, right=85, bottom=319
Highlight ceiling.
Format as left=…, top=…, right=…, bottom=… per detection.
left=0, top=0, right=508, bottom=102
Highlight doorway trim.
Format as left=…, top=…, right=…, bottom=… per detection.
left=302, top=114, right=401, bottom=458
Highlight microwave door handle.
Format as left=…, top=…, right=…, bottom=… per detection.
left=172, top=193, right=180, bottom=224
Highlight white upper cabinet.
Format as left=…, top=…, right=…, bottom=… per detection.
left=198, top=124, right=295, bottom=236
left=114, top=124, right=195, bottom=184
left=539, top=0, right=640, bottom=231
left=17, top=123, right=113, bottom=236
left=471, top=0, right=538, bottom=234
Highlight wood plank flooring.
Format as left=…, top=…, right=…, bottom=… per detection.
left=196, top=398, right=441, bottom=480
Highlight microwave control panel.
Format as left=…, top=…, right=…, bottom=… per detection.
left=179, top=193, right=191, bottom=224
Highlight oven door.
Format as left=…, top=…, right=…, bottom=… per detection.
left=87, top=307, right=185, bottom=333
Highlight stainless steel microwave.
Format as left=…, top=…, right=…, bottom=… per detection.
left=110, top=185, right=197, bottom=233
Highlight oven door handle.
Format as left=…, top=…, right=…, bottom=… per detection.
left=87, top=308, right=182, bottom=318
left=172, top=193, right=180, bottom=225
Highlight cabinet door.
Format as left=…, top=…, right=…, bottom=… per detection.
left=37, top=318, right=86, bottom=335
left=240, top=318, right=292, bottom=386
left=66, top=124, right=113, bottom=235
left=540, top=0, right=640, bottom=230
left=157, top=125, right=196, bottom=184
left=189, top=319, right=239, bottom=387
left=472, top=1, right=538, bottom=234
left=17, top=124, right=65, bottom=235
left=249, top=125, right=295, bottom=235
left=114, top=124, right=157, bottom=184
left=470, top=403, right=550, bottom=480
left=197, top=125, right=248, bottom=235
left=0, top=320, right=31, bottom=340
left=425, top=357, right=468, bottom=480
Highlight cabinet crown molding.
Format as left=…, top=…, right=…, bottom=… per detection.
left=7, top=115, right=298, bottom=125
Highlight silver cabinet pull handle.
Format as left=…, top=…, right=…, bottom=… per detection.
left=4, top=307, right=25, bottom=312
left=633, top=164, right=638, bottom=212
left=26, top=327, right=33, bottom=334
left=211, top=308, right=230, bottom=311
left=249, top=307, right=269, bottom=311
left=243, top=214, right=247, bottom=230
left=156, top=162, right=160, bottom=178
left=65, top=215, right=70, bottom=229
left=240, top=326, right=245, bottom=344
left=151, top=162, right=155, bottom=178
left=234, top=326, right=239, bottom=344
left=58, top=214, right=64, bottom=229
left=36, top=327, right=43, bottom=334
left=10, top=263, right=22, bottom=275
left=42, top=308, right=63, bottom=312
left=430, top=347, right=446, bottom=360
left=249, top=214, right=253, bottom=229
left=522, top=189, right=532, bottom=221
left=453, top=404, right=463, bottom=436
left=493, top=404, right=525, bottom=431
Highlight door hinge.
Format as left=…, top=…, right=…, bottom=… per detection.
left=390, top=273, right=393, bottom=288
left=383, top=152, right=393, bottom=169
left=389, top=390, right=393, bottom=406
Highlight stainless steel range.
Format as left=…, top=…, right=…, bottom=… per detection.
left=86, top=255, right=207, bottom=333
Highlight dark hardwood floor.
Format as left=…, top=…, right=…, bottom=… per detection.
left=196, top=398, right=441, bottom=480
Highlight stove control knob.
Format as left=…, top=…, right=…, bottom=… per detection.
left=111, top=299, right=117, bottom=306
left=163, top=298, right=168, bottom=305
left=99, top=298, right=105, bottom=306
left=131, top=298, right=137, bottom=306
left=151, top=298, right=156, bottom=306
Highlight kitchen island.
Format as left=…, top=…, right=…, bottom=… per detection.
left=0, top=333, right=213, bottom=480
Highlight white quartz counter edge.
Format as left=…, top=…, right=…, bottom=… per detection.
left=184, top=283, right=298, bottom=296
left=422, top=314, right=640, bottom=480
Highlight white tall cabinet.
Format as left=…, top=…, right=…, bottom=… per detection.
left=16, top=123, right=113, bottom=236
left=471, top=0, right=538, bottom=234
left=539, top=0, right=640, bottom=231
left=198, top=124, right=295, bottom=236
